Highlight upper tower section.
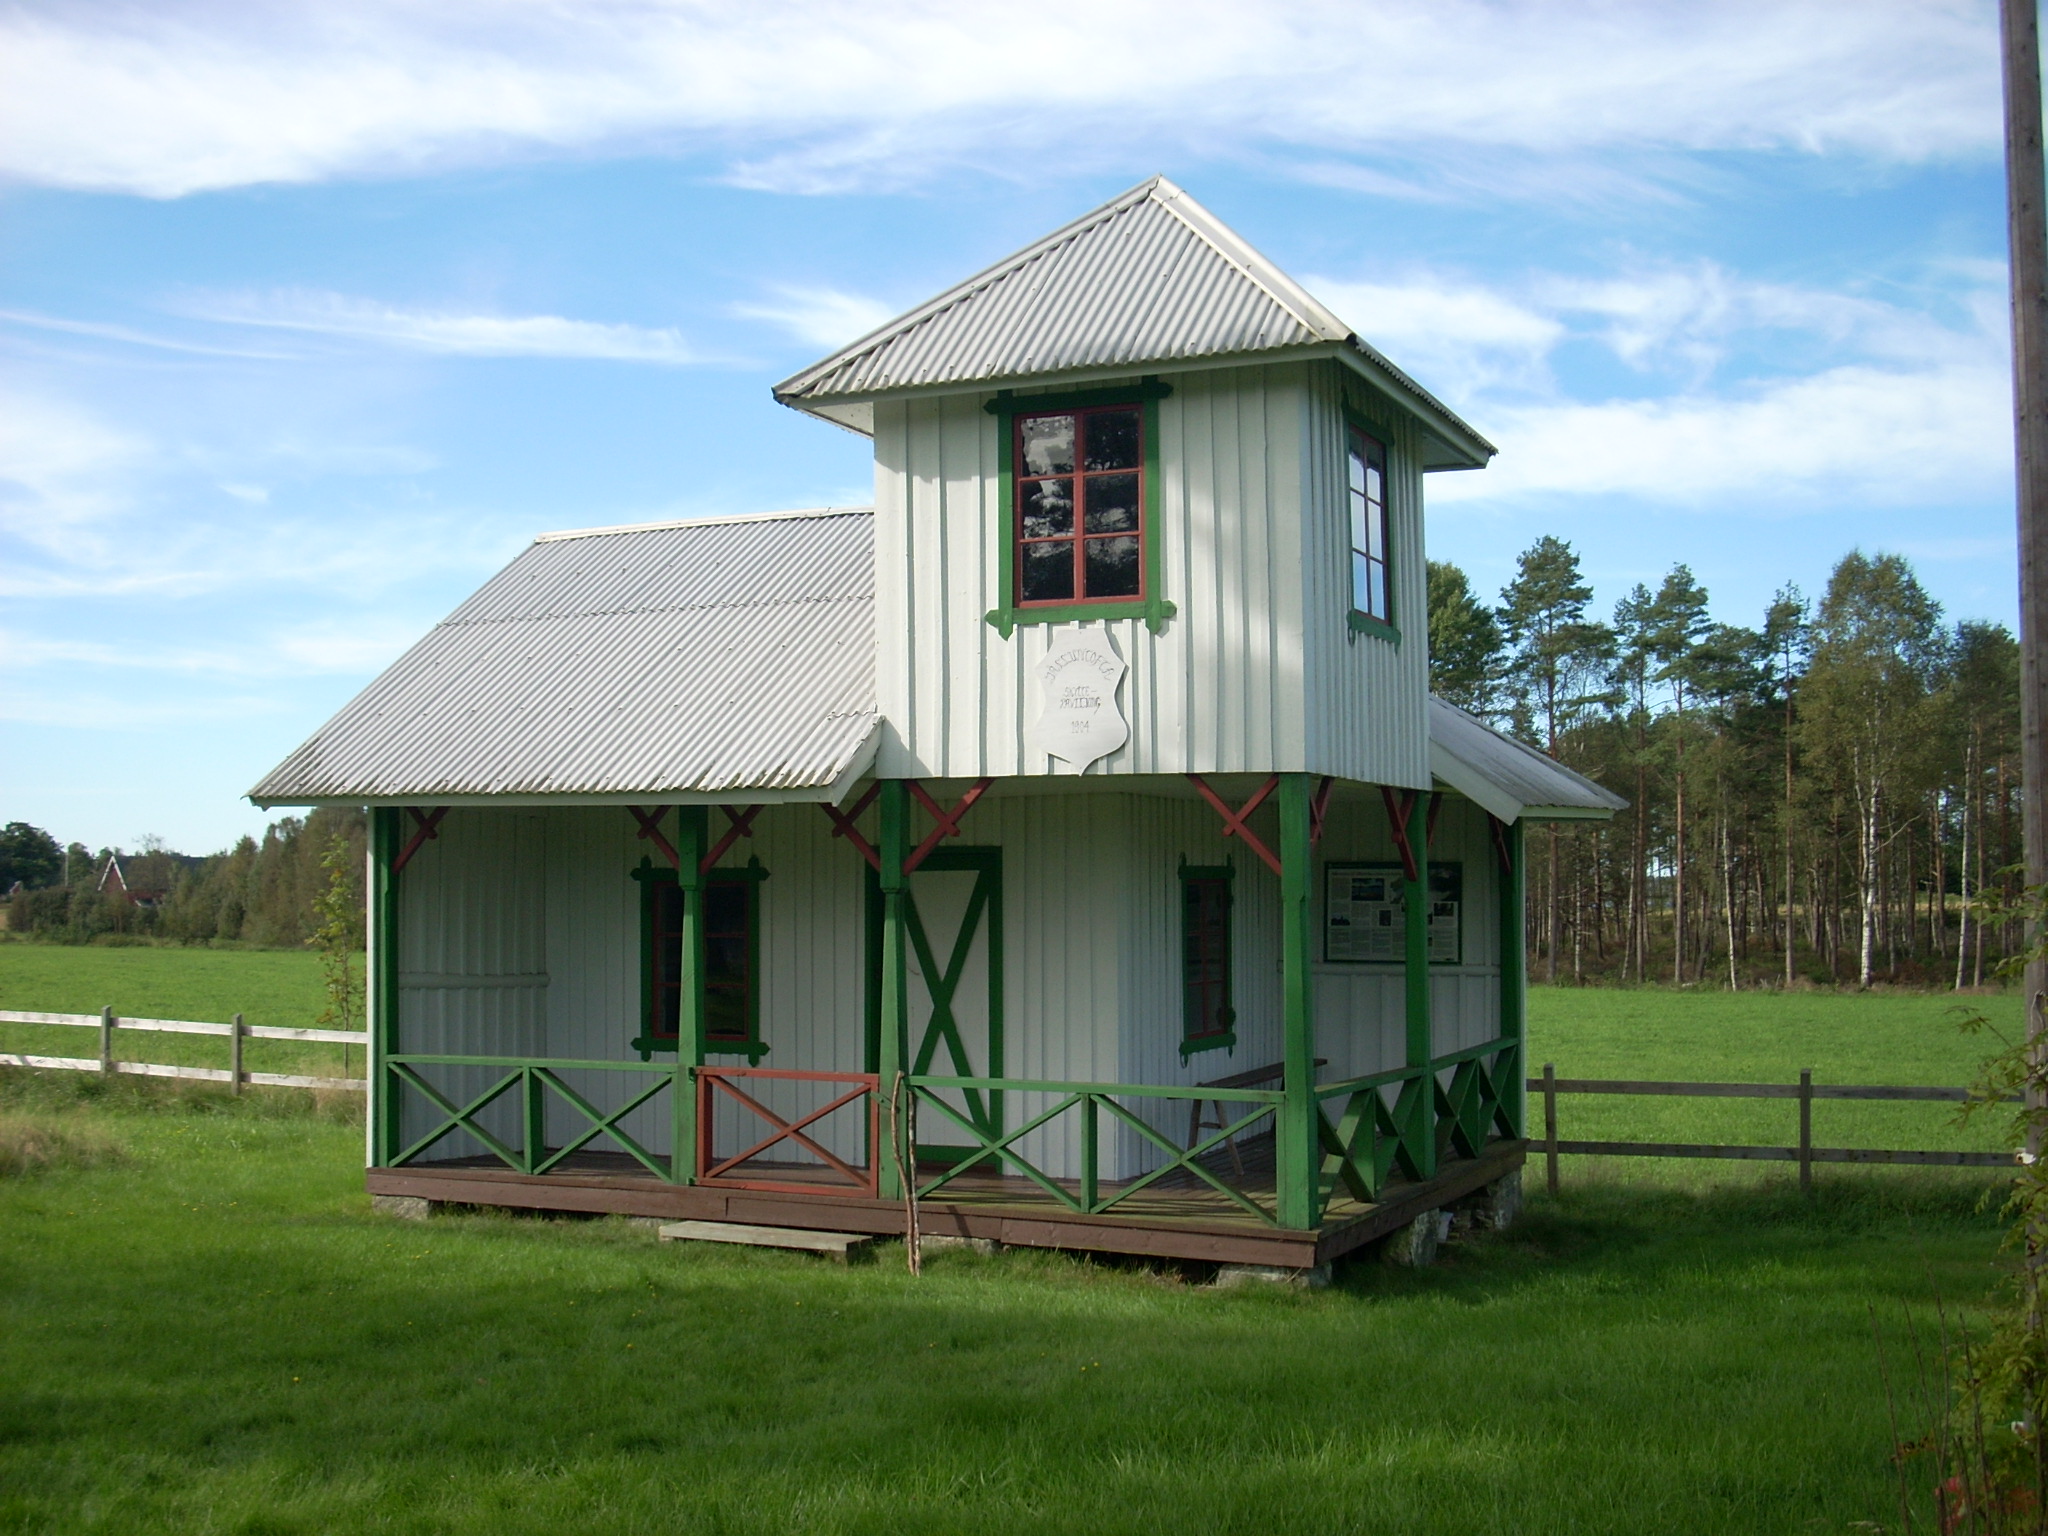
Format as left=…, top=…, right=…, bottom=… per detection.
left=773, top=177, right=1496, bottom=789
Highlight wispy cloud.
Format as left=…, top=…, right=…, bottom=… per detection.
left=0, top=2, right=2000, bottom=198
left=0, top=308, right=302, bottom=360
left=731, top=285, right=897, bottom=350
left=1308, top=258, right=2015, bottom=509
left=185, top=290, right=704, bottom=363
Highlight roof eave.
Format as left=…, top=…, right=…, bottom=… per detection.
left=249, top=720, right=882, bottom=813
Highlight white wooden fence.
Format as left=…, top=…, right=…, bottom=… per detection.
left=0, top=1008, right=368, bottom=1092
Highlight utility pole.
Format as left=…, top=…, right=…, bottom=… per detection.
left=2001, top=0, right=2048, bottom=1134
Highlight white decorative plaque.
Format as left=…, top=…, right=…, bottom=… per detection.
left=1026, top=626, right=1129, bottom=771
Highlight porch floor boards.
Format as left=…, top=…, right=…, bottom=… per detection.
left=365, top=1137, right=1526, bottom=1269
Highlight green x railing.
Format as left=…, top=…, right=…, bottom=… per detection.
left=908, top=1075, right=1286, bottom=1224
left=1315, top=1036, right=1520, bottom=1205
left=385, top=1054, right=685, bottom=1181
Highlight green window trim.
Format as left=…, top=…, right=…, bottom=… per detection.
left=1178, top=861, right=1236, bottom=1059
left=631, top=856, right=771, bottom=1063
left=1341, top=405, right=1401, bottom=646
left=985, top=381, right=1177, bottom=637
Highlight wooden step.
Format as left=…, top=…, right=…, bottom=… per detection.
left=657, top=1220, right=877, bottom=1261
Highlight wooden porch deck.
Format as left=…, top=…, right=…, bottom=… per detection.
left=366, top=1137, right=1526, bottom=1269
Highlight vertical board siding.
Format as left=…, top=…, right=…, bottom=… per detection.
left=394, top=809, right=548, bottom=1158
left=872, top=360, right=1432, bottom=790
left=390, top=787, right=1501, bottom=1189
left=875, top=365, right=1315, bottom=782
left=1298, top=364, right=1433, bottom=790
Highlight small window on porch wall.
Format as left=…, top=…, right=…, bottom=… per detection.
left=636, top=864, right=768, bottom=1063
left=1347, top=425, right=1392, bottom=630
left=1180, top=867, right=1235, bottom=1058
left=1015, top=405, right=1144, bottom=606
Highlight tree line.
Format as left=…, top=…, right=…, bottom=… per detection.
left=1429, top=539, right=2022, bottom=989
left=2, top=809, right=366, bottom=948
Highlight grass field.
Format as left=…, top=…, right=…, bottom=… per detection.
left=1529, top=986, right=2024, bottom=1168
left=0, top=1065, right=2011, bottom=1535
left=0, top=943, right=356, bottom=1080
left=0, top=946, right=2028, bottom=1531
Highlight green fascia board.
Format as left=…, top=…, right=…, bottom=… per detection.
left=987, top=384, right=1175, bottom=638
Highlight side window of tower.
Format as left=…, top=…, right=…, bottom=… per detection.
left=1347, top=426, right=1391, bottom=626
left=1014, top=405, right=1144, bottom=606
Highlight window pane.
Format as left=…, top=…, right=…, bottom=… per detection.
left=1348, top=488, right=1368, bottom=557
left=1367, top=503, right=1386, bottom=561
left=1084, top=408, right=1140, bottom=470
left=1365, top=463, right=1383, bottom=505
left=1022, top=540, right=1074, bottom=601
left=1347, top=447, right=1367, bottom=496
left=1369, top=561, right=1388, bottom=620
left=1352, top=551, right=1370, bottom=612
left=1019, top=414, right=1075, bottom=476
left=704, top=882, right=745, bottom=937
left=1085, top=534, right=1140, bottom=597
left=1084, top=472, right=1139, bottom=533
left=1021, top=478, right=1073, bottom=539
left=705, top=985, right=746, bottom=1042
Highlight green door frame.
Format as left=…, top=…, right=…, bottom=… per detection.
left=867, top=845, right=1005, bottom=1166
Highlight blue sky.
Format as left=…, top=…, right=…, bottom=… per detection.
left=0, top=0, right=2025, bottom=855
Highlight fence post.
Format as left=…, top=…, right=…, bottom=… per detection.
left=1798, top=1068, right=1813, bottom=1196
left=99, top=1006, right=114, bottom=1077
left=1543, top=1062, right=1559, bottom=1196
left=230, top=1013, right=245, bottom=1097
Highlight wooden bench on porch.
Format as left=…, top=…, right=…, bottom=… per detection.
left=1186, top=1059, right=1326, bottom=1176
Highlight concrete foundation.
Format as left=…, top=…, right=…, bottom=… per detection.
left=371, top=1194, right=435, bottom=1221
left=1213, top=1262, right=1332, bottom=1290
left=1381, top=1210, right=1452, bottom=1267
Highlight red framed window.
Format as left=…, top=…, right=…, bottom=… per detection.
left=1014, top=404, right=1145, bottom=606
left=1347, top=426, right=1391, bottom=624
left=1180, top=868, right=1235, bottom=1055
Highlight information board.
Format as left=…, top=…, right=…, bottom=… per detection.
left=1323, top=862, right=1463, bottom=965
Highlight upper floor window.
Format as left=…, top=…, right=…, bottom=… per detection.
left=1014, top=405, right=1144, bottom=606
left=1347, top=426, right=1391, bottom=625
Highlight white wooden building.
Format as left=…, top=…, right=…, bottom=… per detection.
left=253, top=177, right=1620, bottom=1269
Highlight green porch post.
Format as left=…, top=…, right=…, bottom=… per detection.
left=673, top=807, right=708, bottom=1184
left=370, top=807, right=400, bottom=1166
left=1500, top=817, right=1527, bottom=1139
left=1404, top=792, right=1437, bottom=1180
left=876, top=780, right=909, bottom=1201
left=1277, top=773, right=1319, bottom=1230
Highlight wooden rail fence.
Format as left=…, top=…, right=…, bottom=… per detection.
left=1530, top=1063, right=2016, bottom=1195
left=0, top=1009, right=367, bottom=1093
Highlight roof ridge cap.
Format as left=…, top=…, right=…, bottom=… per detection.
left=773, top=177, right=1172, bottom=400
left=1150, top=183, right=1353, bottom=343
left=534, top=506, right=873, bottom=542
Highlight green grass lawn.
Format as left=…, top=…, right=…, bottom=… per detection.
left=0, top=1065, right=2011, bottom=1535
left=0, top=943, right=359, bottom=1080
left=1527, top=985, right=2022, bottom=1165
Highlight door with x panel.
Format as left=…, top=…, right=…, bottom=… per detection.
left=870, top=847, right=1003, bottom=1164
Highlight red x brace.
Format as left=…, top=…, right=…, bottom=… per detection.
left=820, top=784, right=881, bottom=871
left=904, top=778, right=993, bottom=873
left=628, top=806, right=679, bottom=869
left=1187, top=774, right=1283, bottom=876
left=1381, top=786, right=1421, bottom=883
left=700, top=806, right=761, bottom=874
left=1488, top=813, right=1513, bottom=876
left=391, top=807, right=447, bottom=875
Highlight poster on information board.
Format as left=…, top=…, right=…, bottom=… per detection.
left=1323, top=862, right=1463, bottom=965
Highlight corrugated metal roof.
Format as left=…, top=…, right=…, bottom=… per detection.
left=1428, top=697, right=1627, bottom=824
left=773, top=176, right=1493, bottom=469
left=249, top=509, right=879, bottom=806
